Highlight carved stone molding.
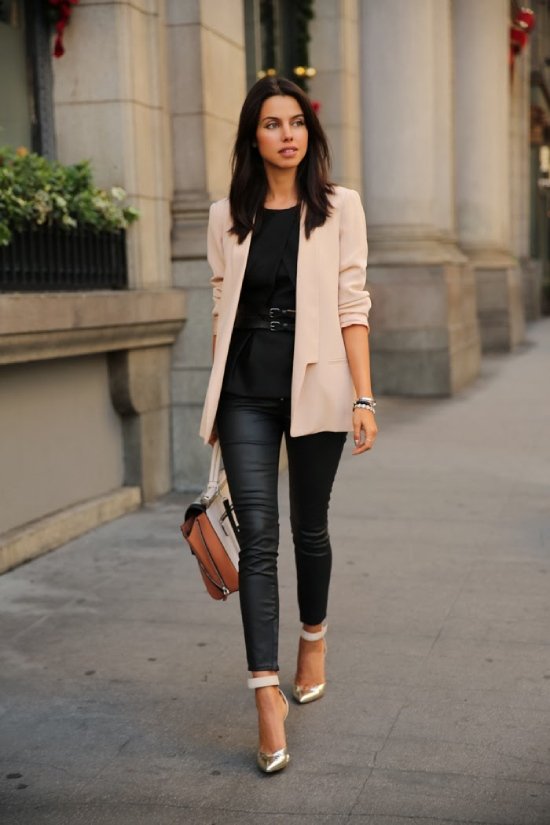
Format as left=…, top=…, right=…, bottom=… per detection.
left=171, top=194, right=210, bottom=260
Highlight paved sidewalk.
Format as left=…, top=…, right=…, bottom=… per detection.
left=1, top=321, right=550, bottom=825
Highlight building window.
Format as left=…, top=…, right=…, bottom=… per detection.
left=0, top=0, right=56, bottom=157
left=244, top=0, right=316, bottom=92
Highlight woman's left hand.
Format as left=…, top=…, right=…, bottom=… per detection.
left=352, top=409, right=378, bottom=455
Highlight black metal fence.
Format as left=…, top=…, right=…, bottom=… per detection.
left=0, top=226, right=128, bottom=292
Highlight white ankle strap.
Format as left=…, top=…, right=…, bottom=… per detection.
left=247, top=674, right=280, bottom=689
left=300, top=622, right=328, bottom=642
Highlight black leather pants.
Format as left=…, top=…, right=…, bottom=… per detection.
left=216, top=391, right=346, bottom=672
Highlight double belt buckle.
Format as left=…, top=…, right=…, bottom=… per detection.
left=269, top=306, right=282, bottom=331
left=268, top=307, right=293, bottom=331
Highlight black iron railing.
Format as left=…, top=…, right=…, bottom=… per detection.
left=0, top=226, right=128, bottom=292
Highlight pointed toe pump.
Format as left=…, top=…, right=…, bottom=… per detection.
left=248, top=674, right=290, bottom=774
left=293, top=622, right=328, bottom=705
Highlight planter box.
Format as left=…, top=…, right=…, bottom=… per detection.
left=0, top=226, right=127, bottom=292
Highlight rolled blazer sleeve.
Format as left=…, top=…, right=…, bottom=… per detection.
left=206, top=201, right=225, bottom=336
left=338, top=188, right=371, bottom=329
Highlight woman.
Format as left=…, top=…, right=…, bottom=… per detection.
left=199, top=76, right=377, bottom=773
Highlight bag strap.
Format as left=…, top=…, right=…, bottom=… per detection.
left=209, top=441, right=222, bottom=483
left=200, top=442, right=223, bottom=506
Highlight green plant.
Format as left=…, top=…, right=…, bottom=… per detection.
left=0, top=146, right=139, bottom=246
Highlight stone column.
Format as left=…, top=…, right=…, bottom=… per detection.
left=453, top=0, right=525, bottom=349
left=309, top=0, right=362, bottom=191
left=360, top=0, right=480, bottom=395
left=510, top=41, right=541, bottom=320
left=166, top=1, right=246, bottom=489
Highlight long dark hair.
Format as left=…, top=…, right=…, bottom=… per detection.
left=229, top=76, right=334, bottom=243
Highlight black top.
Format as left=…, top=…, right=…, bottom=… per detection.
left=222, top=205, right=300, bottom=398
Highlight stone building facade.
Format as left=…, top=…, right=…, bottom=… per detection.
left=0, top=0, right=544, bottom=570
left=173, top=0, right=542, bottom=487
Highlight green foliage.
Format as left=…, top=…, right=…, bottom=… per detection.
left=0, top=146, right=139, bottom=246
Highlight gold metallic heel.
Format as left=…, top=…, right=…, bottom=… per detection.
left=247, top=674, right=290, bottom=774
left=293, top=622, right=327, bottom=705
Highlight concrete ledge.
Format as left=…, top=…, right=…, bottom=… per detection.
left=0, top=290, right=186, bottom=366
left=0, top=321, right=184, bottom=365
left=0, top=486, right=141, bottom=575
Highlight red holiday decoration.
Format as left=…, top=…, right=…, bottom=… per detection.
left=516, top=7, right=536, bottom=33
left=46, top=0, right=79, bottom=58
left=510, top=25, right=528, bottom=53
left=509, top=6, right=536, bottom=74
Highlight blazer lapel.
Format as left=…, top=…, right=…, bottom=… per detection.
left=217, top=228, right=252, bottom=341
left=231, top=230, right=252, bottom=290
left=292, top=206, right=320, bottom=397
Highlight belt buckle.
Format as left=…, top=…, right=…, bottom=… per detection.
left=269, top=319, right=282, bottom=331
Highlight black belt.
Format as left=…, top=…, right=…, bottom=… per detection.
left=234, top=307, right=296, bottom=332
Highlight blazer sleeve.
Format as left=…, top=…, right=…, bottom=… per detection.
left=338, top=188, right=371, bottom=329
left=206, top=201, right=225, bottom=336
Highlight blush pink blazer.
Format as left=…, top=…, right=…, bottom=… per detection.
left=199, top=185, right=371, bottom=443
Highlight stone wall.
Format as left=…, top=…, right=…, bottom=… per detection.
left=0, top=356, right=123, bottom=535
left=0, top=0, right=185, bottom=561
